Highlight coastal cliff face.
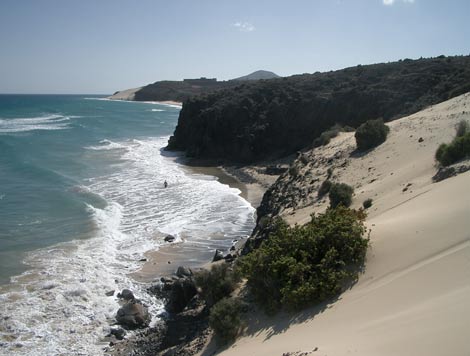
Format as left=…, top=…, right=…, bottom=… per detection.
left=167, top=55, right=470, bottom=163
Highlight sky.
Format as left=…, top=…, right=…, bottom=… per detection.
left=0, top=0, right=469, bottom=94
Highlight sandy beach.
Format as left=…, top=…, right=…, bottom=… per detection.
left=131, top=164, right=268, bottom=282
left=154, top=100, right=183, bottom=108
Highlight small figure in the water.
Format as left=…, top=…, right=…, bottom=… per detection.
left=164, top=180, right=168, bottom=188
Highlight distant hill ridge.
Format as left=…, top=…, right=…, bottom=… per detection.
left=109, top=70, right=279, bottom=102
left=231, top=70, right=280, bottom=81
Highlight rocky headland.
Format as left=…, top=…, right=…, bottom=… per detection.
left=108, top=70, right=280, bottom=103
left=167, top=55, right=470, bottom=163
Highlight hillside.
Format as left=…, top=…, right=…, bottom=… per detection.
left=132, top=79, right=232, bottom=102
left=167, top=55, right=470, bottom=163
left=108, top=70, right=279, bottom=102
left=231, top=70, right=280, bottom=81
left=208, top=92, right=470, bottom=356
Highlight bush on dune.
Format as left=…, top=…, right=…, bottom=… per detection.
left=329, top=183, right=354, bottom=208
left=313, top=124, right=342, bottom=147
left=362, top=198, right=373, bottom=209
left=317, top=179, right=332, bottom=198
left=209, top=297, right=243, bottom=344
left=193, top=263, right=240, bottom=307
left=240, top=207, right=369, bottom=312
left=355, top=119, right=390, bottom=151
left=455, top=119, right=469, bottom=138
left=435, top=120, right=470, bottom=166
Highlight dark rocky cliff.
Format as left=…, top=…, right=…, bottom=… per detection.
left=167, top=55, right=470, bottom=163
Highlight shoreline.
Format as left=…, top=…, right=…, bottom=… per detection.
left=106, top=97, right=183, bottom=108
left=130, top=163, right=266, bottom=282
left=112, top=160, right=273, bottom=356
left=153, top=100, right=183, bottom=108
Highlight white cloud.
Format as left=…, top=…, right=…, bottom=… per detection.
left=233, top=22, right=255, bottom=32
left=383, top=0, right=414, bottom=5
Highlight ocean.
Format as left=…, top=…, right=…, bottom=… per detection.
left=0, top=95, right=255, bottom=355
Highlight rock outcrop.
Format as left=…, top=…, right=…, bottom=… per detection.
left=116, top=300, right=150, bottom=329
left=432, top=161, right=470, bottom=182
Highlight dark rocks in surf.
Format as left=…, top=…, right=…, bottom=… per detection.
left=110, top=297, right=210, bottom=355
left=109, top=327, right=127, bottom=340
left=117, top=289, right=135, bottom=301
left=116, top=301, right=150, bottom=329
left=164, top=235, right=176, bottom=243
left=148, top=274, right=198, bottom=315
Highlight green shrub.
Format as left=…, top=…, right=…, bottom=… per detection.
left=318, top=179, right=332, bottom=198
left=209, top=298, right=242, bottom=343
left=435, top=143, right=448, bottom=163
left=455, top=119, right=469, bottom=137
left=362, top=198, right=373, bottom=209
left=240, top=207, right=369, bottom=312
left=194, top=263, right=239, bottom=307
left=329, top=183, right=354, bottom=208
left=313, top=125, right=342, bottom=147
left=435, top=131, right=470, bottom=166
left=355, top=119, right=390, bottom=151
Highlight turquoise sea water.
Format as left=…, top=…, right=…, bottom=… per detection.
left=0, top=95, right=178, bottom=282
left=0, top=95, right=254, bottom=355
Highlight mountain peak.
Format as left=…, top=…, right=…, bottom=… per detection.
left=232, top=70, right=280, bottom=81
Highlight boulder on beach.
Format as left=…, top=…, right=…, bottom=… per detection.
left=165, top=278, right=197, bottom=314
left=117, top=289, right=135, bottom=301
left=212, top=249, right=224, bottom=262
left=116, top=301, right=149, bottom=329
left=164, top=235, right=176, bottom=243
left=176, top=266, right=192, bottom=278
left=109, top=327, right=127, bottom=340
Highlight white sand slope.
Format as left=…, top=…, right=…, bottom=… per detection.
left=107, top=86, right=142, bottom=100
left=211, top=93, right=470, bottom=356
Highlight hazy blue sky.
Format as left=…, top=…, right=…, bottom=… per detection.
left=0, top=0, right=469, bottom=94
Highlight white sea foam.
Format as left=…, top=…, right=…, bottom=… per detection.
left=86, top=139, right=127, bottom=151
left=150, top=102, right=182, bottom=109
left=88, top=97, right=182, bottom=108
left=0, top=114, right=71, bottom=133
left=83, top=97, right=111, bottom=101
left=151, top=109, right=165, bottom=112
left=0, top=136, right=255, bottom=355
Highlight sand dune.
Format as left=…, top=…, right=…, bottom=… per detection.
left=210, top=93, right=470, bottom=356
left=107, top=87, right=143, bottom=100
